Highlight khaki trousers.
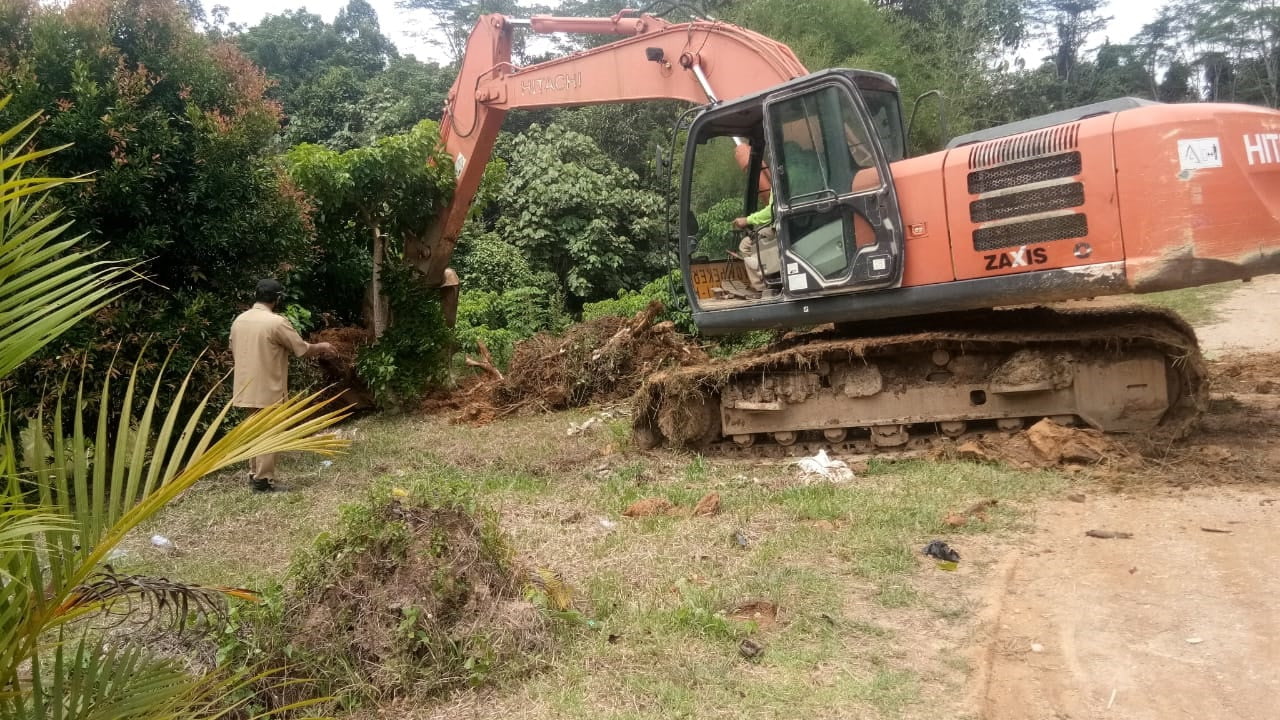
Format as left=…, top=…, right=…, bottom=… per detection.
left=739, top=227, right=778, bottom=292
left=239, top=405, right=280, bottom=481
left=249, top=452, right=278, bottom=481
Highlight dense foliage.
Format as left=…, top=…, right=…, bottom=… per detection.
left=492, top=123, right=667, bottom=306
left=285, top=119, right=456, bottom=403
left=0, top=0, right=311, bottom=415
left=235, top=0, right=453, bottom=149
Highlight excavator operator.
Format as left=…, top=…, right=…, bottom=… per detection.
left=731, top=168, right=778, bottom=297
left=731, top=141, right=826, bottom=297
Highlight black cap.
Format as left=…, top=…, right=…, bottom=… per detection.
left=255, top=278, right=285, bottom=303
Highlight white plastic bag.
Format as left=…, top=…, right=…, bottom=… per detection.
left=794, top=449, right=855, bottom=482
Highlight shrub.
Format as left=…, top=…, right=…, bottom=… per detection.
left=582, top=270, right=694, bottom=334
left=219, top=478, right=560, bottom=710
left=355, top=261, right=452, bottom=407
left=454, top=283, right=569, bottom=371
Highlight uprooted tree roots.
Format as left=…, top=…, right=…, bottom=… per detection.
left=311, top=326, right=377, bottom=410
left=454, top=301, right=707, bottom=423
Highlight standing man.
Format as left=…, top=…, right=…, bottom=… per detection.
left=230, top=278, right=334, bottom=492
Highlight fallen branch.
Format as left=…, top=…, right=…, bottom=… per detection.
left=464, top=339, right=504, bottom=382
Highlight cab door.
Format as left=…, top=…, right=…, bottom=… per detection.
left=762, top=76, right=904, bottom=296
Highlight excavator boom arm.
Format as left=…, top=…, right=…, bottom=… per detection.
left=408, top=11, right=809, bottom=285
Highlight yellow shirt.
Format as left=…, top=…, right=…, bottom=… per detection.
left=229, top=303, right=309, bottom=408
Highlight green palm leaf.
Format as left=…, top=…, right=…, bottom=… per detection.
left=0, top=95, right=125, bottom=377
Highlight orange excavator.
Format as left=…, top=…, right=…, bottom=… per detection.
left=408, top=10, right=1280, bottom=452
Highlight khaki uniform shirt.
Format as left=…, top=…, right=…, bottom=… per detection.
left=229, top=303, right=309, bottom=408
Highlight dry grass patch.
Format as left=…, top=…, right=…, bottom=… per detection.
left=119, top=410, right=1066, bottom=719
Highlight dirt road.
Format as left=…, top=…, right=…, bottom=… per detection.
left=977, top=490, right=1280, bottom=720
left=1194, top=275, right=1280, bottom=356
left=976, top=278, right=1280, bottom=719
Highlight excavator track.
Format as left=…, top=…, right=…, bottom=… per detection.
left=632, top=306, right=1207, bottom=456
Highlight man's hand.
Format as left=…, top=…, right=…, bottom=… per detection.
left=305, top=341, right=336, bottom=358
left=732, top=217, right=751, bottom=230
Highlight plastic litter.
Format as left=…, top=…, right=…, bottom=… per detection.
left=567, top=417, right=602, bottom=436
left=794, top=449, right=855, bottom=482
left=598, top=517, right=617, bottom=531
left=320, top=460, right=334, bottom=469
left=150, top=534, right=176, bottom=554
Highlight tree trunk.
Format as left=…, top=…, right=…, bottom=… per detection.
left=371, top=224, right=388, bottom=339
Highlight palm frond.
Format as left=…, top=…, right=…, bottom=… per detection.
left=0, top=103, right=126, bottom=377
left=56, top=568, right=259, bottom=631
left=23, top=374, right=348, bottom=627
left=1, top=633, right=332, bottom=719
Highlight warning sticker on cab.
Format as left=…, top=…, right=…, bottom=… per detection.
left=1178, top=137, right=1223, bottom=171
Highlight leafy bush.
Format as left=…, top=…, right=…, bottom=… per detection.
left=355, top=261, right=452, bottom=407
left=455, top=284, right=569, bottom=370
left=582, top=271, right=694, bottom=334
left=454, top=229, right=538, bottom=294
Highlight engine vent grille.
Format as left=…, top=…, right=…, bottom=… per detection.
left=970, top=182, right=1085, bottom=223
left=968, top=152, right=1082, bottom=194
left=973, top=214, right=1089, bottom=252
left=968, top=123, right=1081, bottom=170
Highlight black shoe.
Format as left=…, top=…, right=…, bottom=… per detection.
left=251, top=476, right=280, bottom=493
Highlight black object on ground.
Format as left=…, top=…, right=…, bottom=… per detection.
left=923, top=539, right=961, bottom=562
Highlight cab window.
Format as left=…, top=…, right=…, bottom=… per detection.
left=768, top=85, right=882, bottom=208
left=861, top=88, right=905, bottom=161
left=686, top=135, right=753, bottom=262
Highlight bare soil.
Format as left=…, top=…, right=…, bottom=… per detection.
left=976, top=488, right=1280, bottom=720
left=973, top=277, right=1280, bottom=719
left=1195, top=274, right=1280, bottom=356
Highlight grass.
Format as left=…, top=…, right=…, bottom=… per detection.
left=1135, top=282, right=1236, bottom=326
left=121, top=407, right=1067, bottom=719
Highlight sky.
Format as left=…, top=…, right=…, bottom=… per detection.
left=210, top=0, right=1166, bottom=65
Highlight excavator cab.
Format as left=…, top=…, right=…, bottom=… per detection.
left=680, top=70, right=906, bottom=322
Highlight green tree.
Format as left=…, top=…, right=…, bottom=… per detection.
left=723, top=0, right=1019, bottom=151
left=1026, top=0, right=1112, bottom=83
left=552, top=102, right=686, bottom=187
left=0, top=0, right=312, bottom=419
left=1177, top=0, right=1279, bottom=106
left=493, top=123, right=667, bottom=305
left=400, top=0, right=546, bottom=64
left=286, top=120, right=456, bottom=403
left=0, top=102, right=346, bottom=720
left=236, top=0, right=443, bottom=148
left=360, top=56, right=453, bottom=136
